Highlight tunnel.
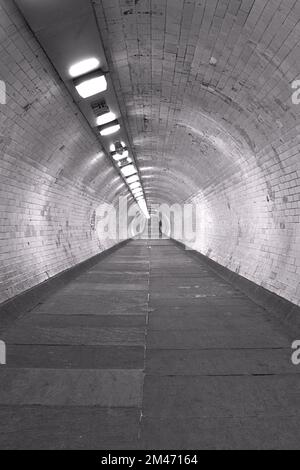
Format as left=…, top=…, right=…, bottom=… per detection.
left=0, top=0, right=300, bottom=451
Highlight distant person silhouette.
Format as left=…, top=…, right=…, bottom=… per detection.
left=159, top=220, right=163, bottom=238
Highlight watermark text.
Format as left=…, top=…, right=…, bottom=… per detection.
left=0, top=341, right=6, bottom=365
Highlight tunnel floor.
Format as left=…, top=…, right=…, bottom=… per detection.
left=0, top=239, right=299, bottom=450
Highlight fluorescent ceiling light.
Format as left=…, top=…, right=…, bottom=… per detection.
left=96, top=111, right=116, bottom=126
left=127, top=175, right=139, bottom=184
left=112, top=151, right=129, bottom=163
left=99, top=120, right=120, bottom=136
left=69, top=58, right=100, bottom=78
left=132, top=184, right=142, bottom=191
left=118, top=159, right=133, bottom=169
left=138, top=199, right=150, bottom=219
left=74, top=70, right=107, bottom=98
left=112, top=153, right=126, bottom=161
left=121, top=164, right=137, bottom=177
left=110, top=143, right=116, bottom=152
left=130, top=182, right=141, bottom=190
left=100, top=124, right=120, bottom=136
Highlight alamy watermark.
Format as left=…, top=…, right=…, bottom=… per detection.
left=0, top=341, right=6, bottom=365
left=94, top=197, right=200, bottom=248
left=0, top=80, right=6, bottom=104
left=291, top=80, right=300, bottom=105
left=291, top=340, right=300, bottom=366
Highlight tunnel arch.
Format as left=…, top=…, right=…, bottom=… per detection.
left=94, top=0, right=300, bottom=305
left=0, top=0, right=300, bottom=308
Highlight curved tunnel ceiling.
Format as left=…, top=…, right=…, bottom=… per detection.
left=1, top=0, right=300, bottom=306
left=92, top=0, right=300, bottom=204
left=14, top=0, right=300, bottom=206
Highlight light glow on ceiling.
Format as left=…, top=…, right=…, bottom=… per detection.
left=74, top=72, right=107, bottom=98
left=132, top=187, right=143, bottom=194
left=132, top=185, right=142, bottom=191
left=138, top=199, right=150, bottom=219
left=90, top=152, right=104, bottom=164
left=130, top=182, right=141, bottom=190
left=112, top=153, right=126, bottom=161
left=69, top=58, right=100, bottom=78
left=121, top=164, right=137, bottom=177
left=127, top=175, right=139, bottom=184
left=100, top=124, right=121, bottom=136
left=96, top=111, right=116, bottom=126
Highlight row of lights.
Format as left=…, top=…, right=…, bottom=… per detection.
left=69, top=58, right=150, bottom=219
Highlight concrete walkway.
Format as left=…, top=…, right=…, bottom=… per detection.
left=0, top=239, right=299, bottom=449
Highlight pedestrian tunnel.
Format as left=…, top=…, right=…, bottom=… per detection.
left=0, top=0, right=300, bottom=451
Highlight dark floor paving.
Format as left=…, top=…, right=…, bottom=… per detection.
left=0, top=239, right=300, bottom=449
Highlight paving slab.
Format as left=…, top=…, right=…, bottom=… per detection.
left=147, top=329, right=289, bottom=349
left=141, top=415, right=300, bottom=450
left=3, top=326, right=146, bottom=346
left=0, top=406, right=140, bottom=450
left=148, top=312, right=275, bottom=331
left=6, top=345, right=144, bottom=369
left=32, top=297, right=148, bottom=315
left=16, top=314, right=147, bottom=328
left=0, top=369, right=144, bottom=407
left=146, top=348, right=297, bottom=376
left=143, top=374, right=300, bottom=419
left=1, top=238, right=299, bottom=450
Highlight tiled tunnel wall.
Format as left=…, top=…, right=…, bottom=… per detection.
left=1, top=0, right=300, bottom=310
left=95, top=0, right=300, bottom=308
left=0, top=0, right=128, bottom=304
left=185, top=124, right=300, bottom=306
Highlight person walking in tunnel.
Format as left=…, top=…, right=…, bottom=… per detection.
left=159, top=218, right=163, bottom=239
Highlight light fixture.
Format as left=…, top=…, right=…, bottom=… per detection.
left=132, top=184, right=142, bottom=191
left=121, top=164, right=137, bottom=177
left=138, top=199, right=150, bottom=219
left=118, top=158, right=133, bottom=169
left=112, top=153, right=126, bottom=162
left=110, top=143, right=116, bottom=152
left=69, top=58, right=100, bottom=78
left=74, top=70, right=107, bottom=98
left=101, top=124, right=120, bottom=136
left=111, top=150, right=129, bottom=161
left=130, top=182, right=141, bottom=190
left=127, top=175, right=139, bottom=184
left=96, top=111, right=116, bottom=126
left=98, top=120, right=120, bottom=136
